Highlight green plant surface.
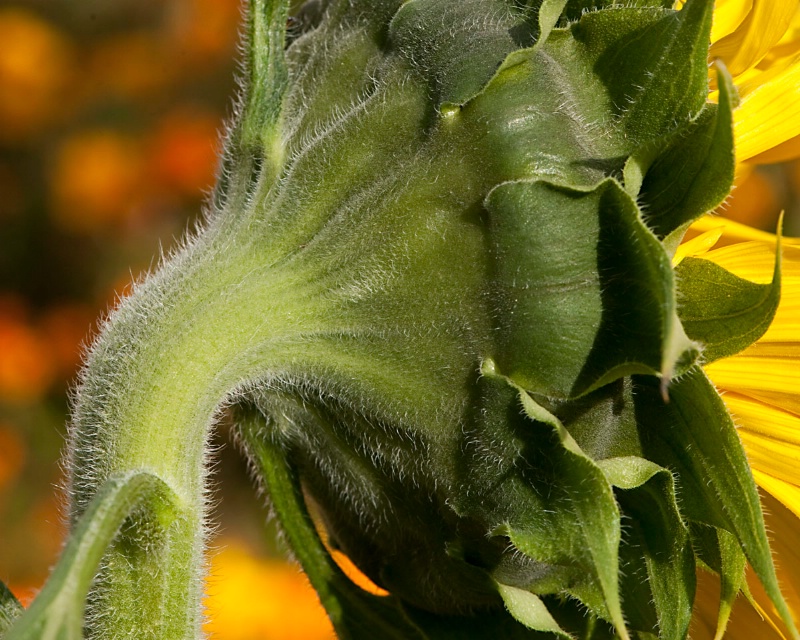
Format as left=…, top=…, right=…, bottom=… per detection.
left=5, top=1, right=796, bottom=639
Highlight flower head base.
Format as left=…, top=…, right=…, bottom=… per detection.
left=3, top=1, right=799, bottom=640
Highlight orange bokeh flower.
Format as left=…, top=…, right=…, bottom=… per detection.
left=85, top=32, right=176, bottom=104
left=149, top=107, right=221, bottom=196
left=0, top=307, right=55, bottom=404
left=49, top=129, right=147, bottom=233
left=0, top=8, right=75, bottom=143
left=0, top=422, right=26, bottom=491
left=204, top=541, right=335, bottom=640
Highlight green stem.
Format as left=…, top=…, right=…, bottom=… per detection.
left=238, top=408, right=425, bottom=640
left=0, top=580, right=22, bottom=634
left=6, top=472, right=176, bottom=640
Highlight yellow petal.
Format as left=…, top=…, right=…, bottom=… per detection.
left=726, top=392, right=800, bottom=440
left=702, top=241, right=800, bottom=280
left=732, top=395, right=800, bottom=496
left=740, top=388, right=800, bottom=418
left=754, top=470, right=800, bottom=523
left=747, top=132, right=800, bottom=165
left=710, top=0, right=797, bottom=76
left=741, top=431, right=800, bottom=492
left=687, top=215, right=796, bottom=247
left=760, top=5, right=800, bottom=66
left=706, top=355, right=800, bottom=397
left=711, top=0, right=754, bottom=43
left=673, top=227, right=724, bottom=264
left=733, top=56, right=800, bottom=162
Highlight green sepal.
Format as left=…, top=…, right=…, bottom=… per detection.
left=600, top=457, right=695, bottom=639
left=633, top=368, right=799, bottom=639
left=572, top=0, right=713, bottom=142
left=495, top=584, right=572, bottom=639
left=689, top=523, right=748, bottom=640
left=214, top=0, right=290, bottom=211
left=625, top=64, right=736, bottom=238
left=237, top=408, right=428, bottom=640
left=0, top=580, right=23, bottom=635
left=562, top=0, right=673, bottom=23
left=389, top=0, right=527, bottom=106
left=485, top=178, right=696, bottom=399
left=549, top=378, right=643, bottom=462
left=481, top=367, right=628, bottom=638
left=676, top=245, right=780, bottom=364
left=714, top=529, right=747, bottom=639
left=528, top=0, right=570, bottom=49
left=470, top=3, right=715, bottom=191
left=5, top=472, right=178, bottom=640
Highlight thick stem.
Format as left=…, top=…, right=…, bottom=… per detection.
left=6, top=472, right=177, bottom=640
left=64, top=231, right=333, bottom=638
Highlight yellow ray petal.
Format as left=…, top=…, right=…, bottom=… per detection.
left=710, top=0, right=754, bottom=44
left=760, top=5, right=800, bottom=66
left=740, top=388, right=800, bottom=418
left=673, top=227, right=725, bottom=264
left=761, top=303, right=800, bottom=343
left=733, top=56, right=800, bottom=162
left=706, top=356, right=800, bottom=397
left=710, top=0, right=797, bottom=77
left=725, top=392, right=800, bottom=442
left=687, top=215, right=800, bottom=247
left=736, top=341, right=800, bottom=360
left=702, top=242, right=800, bottom=281
left=753, top=470, right=800, bottom=522
left=748, top=132, right=800, bottom=165
left=741, top=431, right=800, bottom=492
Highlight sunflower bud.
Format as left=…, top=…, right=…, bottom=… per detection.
left=5, top=1, right=796, bottom=639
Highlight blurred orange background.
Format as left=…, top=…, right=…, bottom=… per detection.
left=1, top=1, right=799, bottom=639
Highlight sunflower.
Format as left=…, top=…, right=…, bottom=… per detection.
left=674, top=1, right=800, bottom=635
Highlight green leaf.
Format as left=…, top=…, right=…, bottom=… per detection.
left=600, top=457, right=695, bottom=639
left=676, top=251, right=780, bottom=364
left=572, top=0, right=713, bottom=141
left=563, top=0, right=673, bottom=23
left=6, top=472, right=177, bottom=640
left=480, top=370, right=628, bottom=638
left=496, top=584, right=572, bottom=638
left=633, top=368, right=798, bottom=638
left=0, top=580, right=22, bottom=634
left=484, top=178, right=696, bottom=399
left=389, top=0, right=527, bottom=106
left=626, top=64, right=736, bottom=238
